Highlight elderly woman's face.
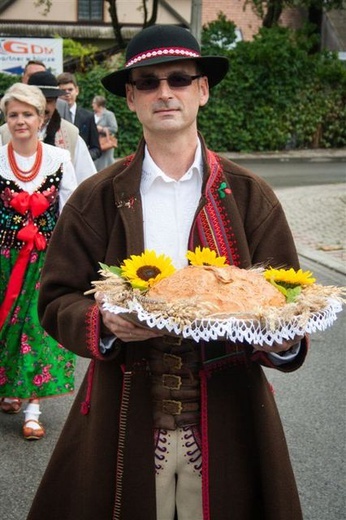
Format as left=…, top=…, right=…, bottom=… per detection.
left=6, top=99, right=43, bottom=141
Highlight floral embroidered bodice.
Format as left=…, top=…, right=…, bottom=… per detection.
left=0, top=173, right=61, bottom=250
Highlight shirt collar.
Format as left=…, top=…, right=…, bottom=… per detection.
left=141, top=139, right=203, bottom=194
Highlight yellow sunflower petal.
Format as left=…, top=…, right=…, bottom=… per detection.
left=186, top=246, right=227, bottom=267
left=120, top=250, right=175, bottom=290
left=264, top=267, right=316, bottom=286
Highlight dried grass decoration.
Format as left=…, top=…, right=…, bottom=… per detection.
left=86, top=248, right=345, bottom=345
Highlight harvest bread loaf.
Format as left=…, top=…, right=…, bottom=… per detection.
left=147, top=265, right=286, bottom=315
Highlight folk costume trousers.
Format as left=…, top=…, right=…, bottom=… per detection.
left=155, top=427, right=203, bottom=520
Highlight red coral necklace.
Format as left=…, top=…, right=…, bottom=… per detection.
left=8, top=141, right=43, bottom=182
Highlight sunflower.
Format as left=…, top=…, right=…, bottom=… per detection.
left=120, top=250, right=176, bottom=290
left=264, top=267, right=316, bottom=286
left=186, top=246, right=227, bottom=267
left=264, top=267, right=316, bottom=303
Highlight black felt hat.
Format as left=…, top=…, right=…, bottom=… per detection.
left=102, top=24, right=229, bottom=97
left=28, top=71, right=67, bottom=98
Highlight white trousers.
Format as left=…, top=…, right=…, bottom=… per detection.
left=154, top=427, right=203, bottom=520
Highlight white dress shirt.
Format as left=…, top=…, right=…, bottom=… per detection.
left=141, top=140, right=202, bottom=269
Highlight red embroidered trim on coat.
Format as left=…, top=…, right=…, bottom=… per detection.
left=200, top=370, right=210, bottom=520
left=85, top=304, right=103, bottom=360
left=113, top=368, right=132, bottom=520
left=190, top=150, right=240, bottom=266
left=80, top=360, right=95, bottom=415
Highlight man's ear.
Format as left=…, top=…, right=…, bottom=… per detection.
left=199, top=76, right=209, bottom=108
left=126, top=85, right=136, bottom=112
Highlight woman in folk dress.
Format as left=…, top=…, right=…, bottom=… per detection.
left=0, top=83, right=78, bottom=440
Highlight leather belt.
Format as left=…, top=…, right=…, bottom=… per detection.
left=154, top=399, right=200, bottom=416
left=162, top=374, right=182, bottom=390
left=163, top=353, right=182, bottom=370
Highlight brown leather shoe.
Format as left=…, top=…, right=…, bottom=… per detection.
left=23, top=420, right=45, bottom=440
left=0, top=398, right=22, bottom=414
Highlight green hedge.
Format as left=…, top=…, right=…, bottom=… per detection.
left=1, top=15, right=345, bottom=154
left=198, top=18, right=346, bottom=151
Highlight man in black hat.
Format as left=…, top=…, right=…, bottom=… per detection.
left=28, top=25, right=306, bottom=520
left=21, top=59, right=72, bottom=122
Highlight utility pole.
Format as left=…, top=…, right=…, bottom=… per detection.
left=190, top=0, right=202, bottom=44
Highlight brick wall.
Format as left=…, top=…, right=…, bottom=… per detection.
left=202, top=0, right=306, bottom=41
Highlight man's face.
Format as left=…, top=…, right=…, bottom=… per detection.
left=125, top=60, right=209, bottom=138
left=44, top=98, right=57, bottom=126
left=22, top=64, right=45, bottom=84
left=57, top=82, right=79, bottom=107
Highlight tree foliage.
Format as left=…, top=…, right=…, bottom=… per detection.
left=198, top=15, right=346, bottom=151
left=246, top=0, right=344, bottom=28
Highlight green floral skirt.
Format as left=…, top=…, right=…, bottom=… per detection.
left=0, top=247, right=75, bottom=399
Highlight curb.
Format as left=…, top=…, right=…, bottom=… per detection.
left=221, top=149, right=346, bottom=163
left=297, top=246, right=346, bottom=276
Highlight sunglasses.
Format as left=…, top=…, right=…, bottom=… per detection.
left=129, top=73, right=202, bottom=91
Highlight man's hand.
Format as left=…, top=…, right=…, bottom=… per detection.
left=95, top=292, right=163, bottom=342
left=252, top=336, right=304, bottom=354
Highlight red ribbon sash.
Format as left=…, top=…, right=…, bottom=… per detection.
left=0, top=192, right=48, bottom=330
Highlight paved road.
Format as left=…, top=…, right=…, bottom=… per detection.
left=276, top=183, right=346, bottom=275
left=264, top=258, right=345, bottom=520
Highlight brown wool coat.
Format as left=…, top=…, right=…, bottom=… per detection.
left=28, top=138, right=307, bottom=520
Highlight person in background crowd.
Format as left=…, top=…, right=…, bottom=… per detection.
left=0, top=71, right=97, bottom=185
left=57, top=72, right=101, bottom=162
left=29, top=71, right=97, bottom=183
left=92, top=94, right=118, bottom=171
left=27, top=25, right=307, bottom=519
left=0, top=83, right=77, bottom=440
left=22, top=60, right=71, bottom=122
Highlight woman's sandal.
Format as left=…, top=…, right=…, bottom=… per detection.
left=0, top=398, right=22, bottom=414
left=23, top=420, right=45, bottom=441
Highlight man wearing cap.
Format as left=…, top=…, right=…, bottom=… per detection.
left=21, top=59, right=72, bottom=122
left=28, top=25, right=306, bottom=520
left=0, top=71, right=97, bottom=184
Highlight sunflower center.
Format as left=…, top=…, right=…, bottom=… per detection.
left=137, top=265, right=161, bottom=281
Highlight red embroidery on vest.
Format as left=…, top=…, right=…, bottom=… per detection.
left=191, top=150, right=240, bottom=266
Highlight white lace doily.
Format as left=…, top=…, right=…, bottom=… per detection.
left=102, top=296, right=343, bottom=345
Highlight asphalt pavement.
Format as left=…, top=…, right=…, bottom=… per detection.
left=225, top=147, right=346, bottom=276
